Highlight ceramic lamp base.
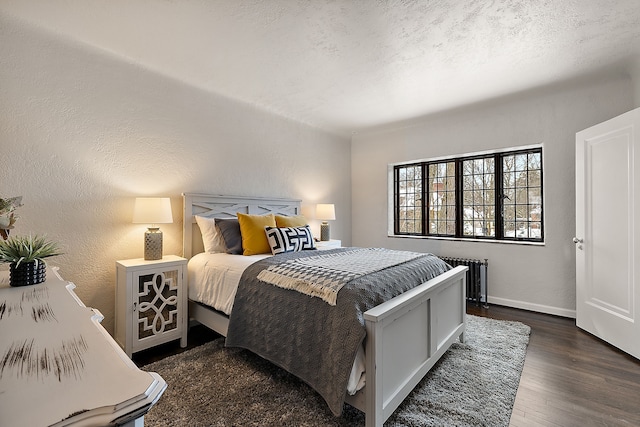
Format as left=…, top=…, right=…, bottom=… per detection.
left=320, top=222, right=330, bottom=241
left=144, top=228, right=163, bottom=260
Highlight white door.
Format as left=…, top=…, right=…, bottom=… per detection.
left=575, top=107, right=640, bottom=360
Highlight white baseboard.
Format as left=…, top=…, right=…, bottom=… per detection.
left=487, top=296, right=576, bottom=319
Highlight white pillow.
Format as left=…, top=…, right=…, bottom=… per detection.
left=195, top=215, right=226, bottom=253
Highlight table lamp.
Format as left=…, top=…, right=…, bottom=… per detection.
left=133, top=197, right=173, bottom=260
left=316, top=203, right=335, bottom=241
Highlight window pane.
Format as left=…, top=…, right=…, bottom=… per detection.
left=528, top=170, right=541, bottom=187
left=484, top=190, right=495, bottom=204
left=504, top=221, right=516, bottom=237
left=528, top=187, right=541, bottom=204
left=528, top=152, right=541, bottom=169
left=503, top=205, right=516, bottom=222
left=530, top=221, right=542, bottom=239
left=503, top=171, right=515, bottom=189
left=486, top=220, right=495, bottom=237
left=515, top=154, right=527, bottom=171
left=473, top=159, right=484, bottom=173
left=463, top=190, right=473, bottom=206
left=446, top=221, right=456, bottom=235
left=463, top=175, right=473, bottom=190
left=515, top=221, right=528, bottom=238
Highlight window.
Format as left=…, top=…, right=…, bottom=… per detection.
left=393, top=147, right=543, bottom=242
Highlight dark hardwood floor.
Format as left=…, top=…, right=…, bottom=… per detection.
left=134, top=304, right=640, bottom=426
left=467, top=304, right=640, bottom=427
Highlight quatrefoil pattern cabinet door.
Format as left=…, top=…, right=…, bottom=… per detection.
left=135, top=268, right=180, bottom=341
left=116, top=256, right=188, bottom=357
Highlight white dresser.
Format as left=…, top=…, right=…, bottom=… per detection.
left=0, top=267, right=166, bottom=427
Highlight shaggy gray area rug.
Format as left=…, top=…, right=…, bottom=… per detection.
left=143, top=315, right=530, bottom=426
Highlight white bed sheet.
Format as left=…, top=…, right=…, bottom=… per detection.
left=188, top=251, right=366, bottom=394
left=188, top=252, right=272, bottom=315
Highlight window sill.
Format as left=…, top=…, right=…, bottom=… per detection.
left=388, top=234, right=545, bottom=246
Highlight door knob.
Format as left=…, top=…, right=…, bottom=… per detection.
left=573, top=237, right=583, bottom=250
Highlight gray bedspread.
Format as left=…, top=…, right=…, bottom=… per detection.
left=225, top=248, right=451, bottom=416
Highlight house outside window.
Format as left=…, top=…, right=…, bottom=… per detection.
left=392, top=146, right=543, bottom=243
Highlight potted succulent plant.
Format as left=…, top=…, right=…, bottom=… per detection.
left=0, top=234, right=62, bottom=286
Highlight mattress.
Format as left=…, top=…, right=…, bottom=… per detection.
left=188, top=252, right=366, bottom=394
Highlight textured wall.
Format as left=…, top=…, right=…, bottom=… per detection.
left=351, top=75, right=634, bottom=317
left=0, top=15, right=351, bottom=334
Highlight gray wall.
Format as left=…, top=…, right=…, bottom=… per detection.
left=0, top=15, right=351, bottom=333
left=633, top=59, right=640, bottom=107
left=351, top=75, right=634, bottom=317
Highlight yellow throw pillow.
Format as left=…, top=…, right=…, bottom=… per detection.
left=237, top=213, right=276, bottom=255
left=275, top=214, right=308, bottom=228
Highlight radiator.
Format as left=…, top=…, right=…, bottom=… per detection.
left=438, top=257, right=488, bottom=307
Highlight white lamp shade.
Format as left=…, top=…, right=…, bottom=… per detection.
left=132, top=197, right=173, bottom=224
left=316, top=203, right=336, bottom=221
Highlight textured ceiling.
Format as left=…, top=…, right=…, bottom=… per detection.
left=3, top=0, right=640, bottom=136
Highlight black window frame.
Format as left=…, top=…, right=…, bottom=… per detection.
left=393, top=147, right=544, bottom=243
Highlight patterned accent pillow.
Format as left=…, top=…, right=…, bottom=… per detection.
left=265, top=225, right=316, bottom=255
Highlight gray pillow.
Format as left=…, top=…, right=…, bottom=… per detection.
left=215, top=218, right=243, bottom=255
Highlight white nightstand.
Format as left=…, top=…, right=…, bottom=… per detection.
left=115, top=255, right=188, bottom=357
left=316, top=239, right=341, bottom=250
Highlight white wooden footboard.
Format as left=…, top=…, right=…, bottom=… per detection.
left=191, top=266, right=468, bottom=427
left=345, top=265, right=468, bottom=427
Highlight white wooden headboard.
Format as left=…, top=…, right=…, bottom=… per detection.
left=182, top=193, right=302, bottom=259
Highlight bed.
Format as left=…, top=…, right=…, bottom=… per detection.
left=182, top=193, right=468, bottom=427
